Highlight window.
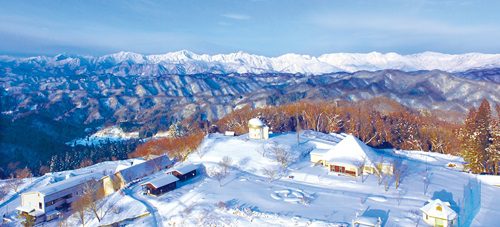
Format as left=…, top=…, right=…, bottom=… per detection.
left=39, top=202, right=42, bottom=209
left=436, top=205, right=442, bottom=211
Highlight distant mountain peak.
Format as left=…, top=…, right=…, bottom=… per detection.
left=2, top=51, right=500, bottom=75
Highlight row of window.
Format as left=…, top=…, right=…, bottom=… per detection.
left=44, top=193, right=73, bottom=207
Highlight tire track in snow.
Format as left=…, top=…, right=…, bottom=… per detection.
left=124, top=187, right=163, bottom=227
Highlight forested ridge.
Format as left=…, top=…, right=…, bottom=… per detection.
left=2, top=97, right=498, bottom=179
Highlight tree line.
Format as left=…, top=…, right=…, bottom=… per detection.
left=129, top=97, right=498, bottom=175
left=3, top=97, right=498, bottom=179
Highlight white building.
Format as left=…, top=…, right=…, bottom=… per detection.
left=248, top=118, right=269, bottom=140
left=420, top=199, right=458, bottom=227
left=310, top=134, right=393, bottom=176
left=16, top=173, right=103, bottom=223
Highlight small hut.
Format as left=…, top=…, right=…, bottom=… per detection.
left=420, top=199, right=457, bottom=227
left=248, top=118, right=269, bottom=140
left=141, top=174, right=179, bottom=196
left=170, top=164, right=198, bottom=181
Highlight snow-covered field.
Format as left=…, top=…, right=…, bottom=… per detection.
left=2, top=131, right=499, bottom=226
left=66, top=126, right=142, bottom=146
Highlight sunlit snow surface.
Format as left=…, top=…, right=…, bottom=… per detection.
left=4, top=51, right=500, bottom=75
left=2, top=131, right=499, bottom=226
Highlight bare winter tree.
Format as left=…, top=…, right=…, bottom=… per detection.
left=423, top=171, right=432, bottom=195
left=393, top=159, right=408, bottom=189
left=219, top=156, right=233, bottom=175
left=82, top=180, right=106, bottom=223
left=262, top=141, right=277, bottom=158
left=374, top=156, right=385, bottom=185
left=6, top=178, right=23, bottom=193
left=296, top=113, right=301, bottom=145
left=262, top=167, right=279, bottom=182
left=270, top=145, right=291, bottom=168
left=0, top=185, right=8, bottom=201
left=208, top=167, right=227, bottom=187
left=71, top=195, right=89, bottom=227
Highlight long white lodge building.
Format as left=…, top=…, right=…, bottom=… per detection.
left=17, top=173, right=103, bottom=223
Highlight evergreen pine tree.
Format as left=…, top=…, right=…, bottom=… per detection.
left=487, top=108, right=499, bottom=175
left=460, top=107, right=480, bottom=173
left=476, top=99, right=492, bottom=172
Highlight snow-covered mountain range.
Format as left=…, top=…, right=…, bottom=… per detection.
left=2, top=51, right=500, bottom=75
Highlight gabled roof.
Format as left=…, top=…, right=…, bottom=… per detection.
left=118, top=155, right=174, bottom=183
left=173, top=164, right=198, bottom=175
left=141, top=174, right=179, bottom=189
left=325, top=135, right=379, bottom=167
left=420, top=199, right=457, bottom=220
left=34, top=172, right=103, bottom=197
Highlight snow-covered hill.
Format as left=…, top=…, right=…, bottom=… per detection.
left=2, top=131, right=500, bottom=226
left=2, top=51, right=500, bottom=75
left=67, top=126, right=141, bottom=146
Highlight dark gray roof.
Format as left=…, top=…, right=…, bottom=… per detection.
left=118, top=155, right=174, bottom=183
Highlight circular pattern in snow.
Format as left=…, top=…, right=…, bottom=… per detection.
left=270, top=189, right=314, bottom=204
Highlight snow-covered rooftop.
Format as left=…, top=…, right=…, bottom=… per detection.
left=310, top=148, right=329, bottom=155
left=325, top=135, right=379, bottom=166
left=35, top=172, right=103, bottom=197
left=142, top=174, right=179, bottom=189
left=173, top=164, right=199, bottom=175
left=118, top=155, right=174, bottom=183
left=248, top=118, right=265, bottom=127
left=420, top=199, right=457, bottom=220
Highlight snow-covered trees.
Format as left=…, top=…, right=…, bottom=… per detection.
left=167, top=122, right=187, bottom=138
left=214, top=98, right=462, bottom=155
left=460, top=99, right=498, bottom=174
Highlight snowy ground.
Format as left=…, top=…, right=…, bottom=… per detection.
left=2, top=131, right=500, bottom=226
left=66, top=126, right=141, bottom=146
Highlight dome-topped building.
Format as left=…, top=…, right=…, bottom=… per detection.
left=248, top=118, right=269, bottom=140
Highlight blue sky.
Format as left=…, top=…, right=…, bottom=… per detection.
left=1, top=0, right=500, bottom=56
